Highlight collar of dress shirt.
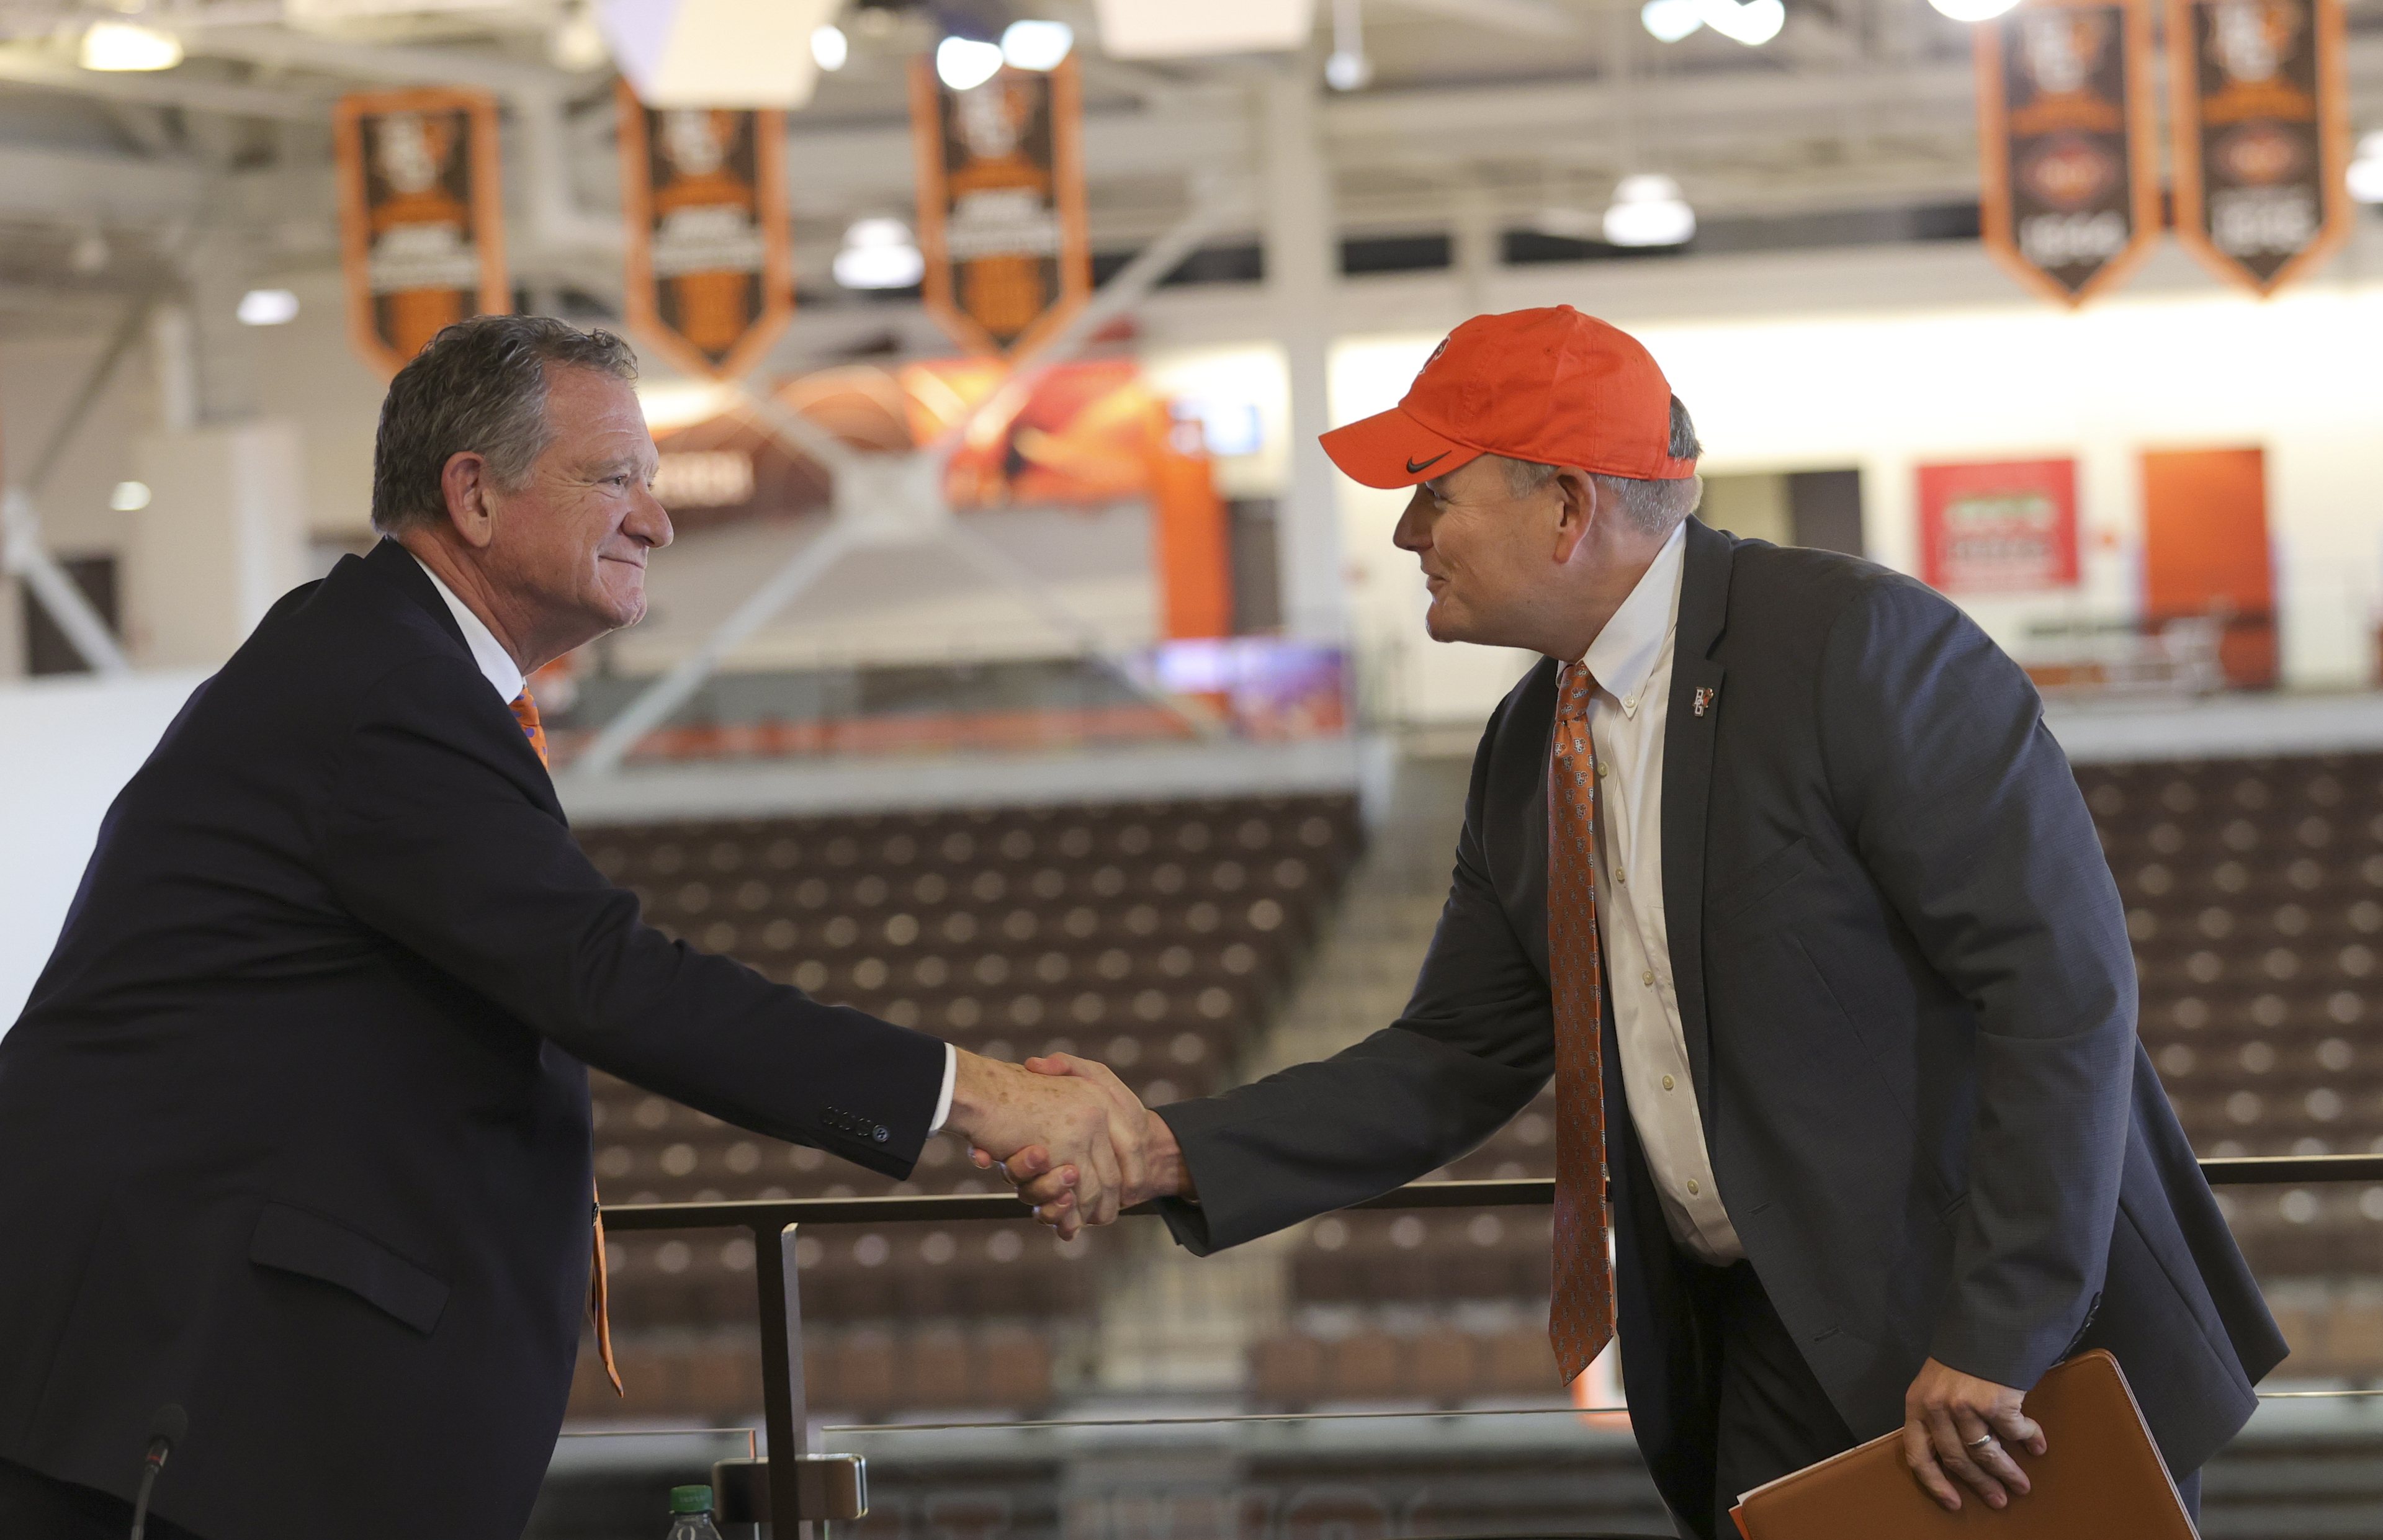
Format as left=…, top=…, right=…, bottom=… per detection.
left=411, top=552, right=526, bottom=704
left=1578, top=517, right=1688, bottom=719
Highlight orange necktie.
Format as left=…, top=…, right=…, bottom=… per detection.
left=513, top=689, right=623, bottom=1397
left=1546, top=661, right=1616, bottom=1384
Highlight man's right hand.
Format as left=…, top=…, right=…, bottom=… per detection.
left=941, top=1049, right=1137, bottom=1227
left=973, top=1053, right=1191, bottom=1238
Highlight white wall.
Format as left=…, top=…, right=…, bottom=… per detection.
left=0, top=669, right=205, bottom=1029
left=1139, top=236, right=2383, bottom=723
left=10, top=226, right=2381, bottom=705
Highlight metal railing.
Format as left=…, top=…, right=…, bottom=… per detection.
left=597, top=1153, right=2383, bottom=1535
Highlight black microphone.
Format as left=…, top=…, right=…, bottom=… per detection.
left=129, top=1403, right=186, bottom=1540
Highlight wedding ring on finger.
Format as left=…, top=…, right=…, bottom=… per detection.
left=1964, top=1433, right=1998, bottom=1453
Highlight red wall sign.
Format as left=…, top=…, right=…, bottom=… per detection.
left=1918, top=459, right=2081, bottom=594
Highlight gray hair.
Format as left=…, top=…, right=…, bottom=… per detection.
left=1484, top=394, right=1704, bottom=535
left=370, top=315, right=639, bottom=534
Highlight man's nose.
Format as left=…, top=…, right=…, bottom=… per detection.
left=628, top=486, right=675, bottom=549
left=1393, top=491, right=1433, bottom=552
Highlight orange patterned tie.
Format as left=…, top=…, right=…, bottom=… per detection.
left=513, top=688, right=623, bottom=1397
left=1547, top=661, right=1616, bottom=1384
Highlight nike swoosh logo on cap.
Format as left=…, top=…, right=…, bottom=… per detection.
left=1406, top=452, right=1449, bottom=474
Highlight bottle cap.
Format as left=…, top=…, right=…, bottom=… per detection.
left=670, top=1485, right=715, bottom=1515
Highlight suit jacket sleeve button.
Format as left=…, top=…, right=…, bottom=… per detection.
left=874, top=1126, right=889, bottom=1142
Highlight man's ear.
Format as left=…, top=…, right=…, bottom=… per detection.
left=439, top=450, right=498, bottom=551
left=1550, top=467, right=1598, bottom=564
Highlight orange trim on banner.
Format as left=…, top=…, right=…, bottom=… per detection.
left=333, top=87, right=508, bottom=378
left=2167, top=0, right=2352, bottom=296
left=1972, top=0, right=2160, bottom=310
left=617, top=85, right=796, bottom=380
left=911, top=57, right=1092, bottom=359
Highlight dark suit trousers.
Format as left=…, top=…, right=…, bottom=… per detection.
left=1677, top=1258, right=2201, bottom=1539
left=0, top=1457, right=210, bottom=1540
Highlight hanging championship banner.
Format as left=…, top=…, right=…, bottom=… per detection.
left=334, top=89, right=508, bottom=378
left=909, top=57, right=1090, bottom=357
left=1973, top=0, right=2158, bottom=308
left=617, top=86, right=794, bottom=380
left=2168, top=0, right=2350, bottom=295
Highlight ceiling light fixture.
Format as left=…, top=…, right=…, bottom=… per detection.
left=1602, top=174, right=1697, bottom=248
left=1000, top=19, right=1073, bottom=71
left=1927, top=0, right=2021, bottom=19
left=549, top=5, right=610, bottom=70
left=2349, top=131, right=2383, bottom=205
left=1324, top=0, right=1371, bottom=91
left=811, top=24, right=849, bottom=70
left=833, top=216, right=925, bottom=289
left=934, top=35, right=1005, bottom=91
left=1640, top=0, right=1703, bottom=42
left=1698, top=0, right=1783, bottom=45
left=79, top=20, right=183, bottom=71
left=238, top=289, right=300, bottom=327
left=110, top=481, right=152, bottom=513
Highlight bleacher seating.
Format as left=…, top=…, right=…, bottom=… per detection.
left=1249, top=753, right=2383, bottom=1404
left=567, top=751, right=2383, bottom=1423
left=563, top=793, right=1363, bottom=1421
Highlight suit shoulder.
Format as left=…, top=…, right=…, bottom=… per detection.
left=1723, top=537, right=1966, bottom=637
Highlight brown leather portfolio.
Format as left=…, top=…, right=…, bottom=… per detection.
left=1728, top=1350, right=2198, bottom=1539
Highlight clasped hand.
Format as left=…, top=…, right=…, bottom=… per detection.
left=947, top=1052, right=1183, bottom=1238
left=943, top=1049, right=1176, bottom=1232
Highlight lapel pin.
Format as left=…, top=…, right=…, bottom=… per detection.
left=1693, top=686, right=1717, bottom=718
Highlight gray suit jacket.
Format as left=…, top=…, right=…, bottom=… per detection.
left=1156, top=517, right=2285, bottom=1527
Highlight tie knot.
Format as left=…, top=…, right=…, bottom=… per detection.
left=1557, top=661, right=1596, bottom=721
left=511, top=689, right=550, bottom=769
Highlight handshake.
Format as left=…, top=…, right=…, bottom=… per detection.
left=944, top=1049, right=1194, bottom=1238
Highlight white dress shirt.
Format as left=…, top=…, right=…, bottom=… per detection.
left=410, top=553, right=958, bottom=1134
left=1576, top=521, right=1743, bottom=1265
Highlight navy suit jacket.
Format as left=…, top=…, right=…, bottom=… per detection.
left=0, top=539, right=946, bottom=1540
left=1154, top=517, right=2286, bottom=1533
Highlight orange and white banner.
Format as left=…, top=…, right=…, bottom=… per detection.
left=617, top=87, right=794, bottom=380
left=909, top=57, right=1090, bottom=358
left=1973, top=0, right=2159, bottom=308
left=333, top=88, right=508, bottom=377
left=2168, top=0, right=2351, bottom=295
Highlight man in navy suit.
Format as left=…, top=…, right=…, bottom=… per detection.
left=0, top=316, right=1134, bottom=1540
left=1000, top=307, right=2284, bottom=1537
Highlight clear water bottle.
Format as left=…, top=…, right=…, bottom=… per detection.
left=667, top=1484, right=724, bottom=1540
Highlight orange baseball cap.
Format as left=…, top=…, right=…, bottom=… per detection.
left=1319, top=305, right=1696, bottom=490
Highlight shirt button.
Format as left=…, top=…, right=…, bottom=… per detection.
left=1662, top=1074, right=1675, bottom=1091
left=1614, top=870, right=1627, bottom=885
left=1641, top=970, right=1655, bottom=987
left=1623, top=696, right=1636, bottom=712
left=1687, top=1178, right=1701, bottom=1196
left=1596, top=762, right=1608, bottom=777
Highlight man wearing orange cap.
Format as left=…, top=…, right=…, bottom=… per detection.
left=996, top=307, right=2281, bottom=1537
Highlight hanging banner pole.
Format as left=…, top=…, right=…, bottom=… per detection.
left=334, top=88, right=509, bottom=378
left=1973, top=0, right=2160, bottom=308
left=2167, top=0, right=2351, bottom=296
left=617, top=87, right=796, bottom=381
left=910, top=56, right=1092, bottom=359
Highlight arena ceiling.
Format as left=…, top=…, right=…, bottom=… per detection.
left=0, top=0, right=2377, bottom=330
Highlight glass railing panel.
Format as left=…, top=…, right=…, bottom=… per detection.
left=825, top=1406, right=1667, bottom=1540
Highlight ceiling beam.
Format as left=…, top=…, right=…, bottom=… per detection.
left=0, top=142, right=210, bottom=223
left=1381, top=0, right=1585, bottom=38
left=0, top=48, right=327, bottom=121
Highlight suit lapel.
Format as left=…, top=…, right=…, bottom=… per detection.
left=1661, top=518, right=1735, bottom=1133
left=1510, top=658, right=1559, bottom=983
